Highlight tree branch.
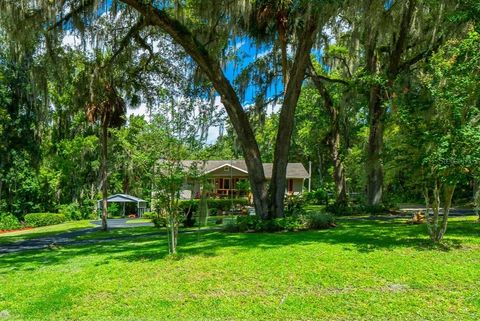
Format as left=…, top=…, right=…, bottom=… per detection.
left=109, top=18, right=147, bottom=64
left=48, top=0, right=95, bottom=31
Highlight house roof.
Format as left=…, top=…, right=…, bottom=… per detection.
left=101, top=194, right=146, bottom=203
left=181, top=160, right=309, bottom=179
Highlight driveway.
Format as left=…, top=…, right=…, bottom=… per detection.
left=0, top=218, right=153, bottom=255
left=398, top=204, right=477, bottom=216
left=90, top=218, right=154, bottom=228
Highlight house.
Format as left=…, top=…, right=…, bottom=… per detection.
left=180, top=160, right=310, bottom=199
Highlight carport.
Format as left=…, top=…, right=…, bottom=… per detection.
left=97, top=194, right=148, bottom=218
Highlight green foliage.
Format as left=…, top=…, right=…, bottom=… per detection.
left=0, top=213, right=22, bottom=230
left=108, top=203, right=121, bottom=217
left=180, top=198, right=249, bottom=213
left=24, top=213, right=67, bottom=227
left=303, top=188, right=329, bottom=205
left=284, top=194, right=306, bottom=216
left=303, top=212, right=336, bottom=229
left=142, top=212, right=156, bottom=219
left=226, top=212, right=335, bottom=233
left=58, top=203, right=83, bottom=221
left=152, top=216, right=167, bottom=228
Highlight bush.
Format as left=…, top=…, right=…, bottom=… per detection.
left=152, top=216, right=166, bottom=228
left=303, top=188, right=329, bottom=205
left=24, top=213, right=67, bottom=227
left=179, top=198, right=249, bottom=215
left=227, top=215, right=306, bottom=233
left=142, top=211, right=157, bottom=219
left=58, top=203, right=83, bottom=220
left=225, top=212, right=336, bottom=233
left=0, top=213, right=22, bottom=230
left=304, top=212, right=336, bottom=229
left=284, top=195, right=306, bottom=216
left=326, top=203, right=356, bottom=216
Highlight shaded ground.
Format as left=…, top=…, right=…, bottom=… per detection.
left=0, top=219, right=219, bottom=254
left=0, top=218, right=479, bottom=320
left=398, top=204, right=477, bottom=216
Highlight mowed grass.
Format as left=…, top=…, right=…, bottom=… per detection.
left=0, top=220, right=95, bottom=244
left=1, top=218, right=479, bottom=320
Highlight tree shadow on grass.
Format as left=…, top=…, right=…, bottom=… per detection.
left=1, top=219, right=478, bottom=271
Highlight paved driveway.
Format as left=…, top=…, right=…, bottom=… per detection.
left=0, top=218, right=154, bottom=254
left=90, top=218, right=154, bottom=228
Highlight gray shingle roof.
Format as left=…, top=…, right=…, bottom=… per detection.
left=104, top=194, right=146, bottom=203
left=181, top=160, right=309, bottom=179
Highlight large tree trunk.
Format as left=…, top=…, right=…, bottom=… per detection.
left=366, top=85, right=385, bottom=206
left=364, top=0, right=416, bottom=207
left=100, top=125, right=108, bottom=231
left=268, top=13, right=318, bottom=218
left=309, top=62, right=348, bottom=205
left=331, top=128, right=348, bottom=205
left=121, top=0, right=270, bottom=218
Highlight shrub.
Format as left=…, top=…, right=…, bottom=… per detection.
left=303, top=188, right=329, bottom=205
left=0, top=213, right=22, bottom=230
left=179, top=198, right=249, bottom=215
left=304, top=212, right=336, bottom=230
left=142, top=211, right=157, bottom=219
left=284, top=195, right=306, bottom=216
left=58, top=203, right=82, bottom=220
left=235, top=215, right=262, bottom=232
left=277, top=216, right=305, bottom=231
left=228, top=215, right=305, bottom=233
left=326, top=203, right=356, bottom=216
left=225, top=213, right=336, bottom=233
left=152, top=216, right=166, bottom=228
left=24, top=213, right=67, bottom=227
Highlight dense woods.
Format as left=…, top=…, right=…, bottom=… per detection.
left=0, top=0, right=479, bottom=242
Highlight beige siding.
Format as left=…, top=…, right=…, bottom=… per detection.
left=292, top=179, right=304, bottom=194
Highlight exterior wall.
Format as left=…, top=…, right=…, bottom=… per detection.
left=208, top=166, right=248, bottom=177
left=292, top=179, right=304, bottom=194
left=180, top=175, right=305, bottom=199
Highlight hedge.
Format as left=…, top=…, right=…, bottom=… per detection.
left=24, top=213, right=67, bottom=227
left=224, top=212, right=336, bottom=233
left=179, top=198, right=249, bottom=213
left=0, top=213, right=22, bottom=230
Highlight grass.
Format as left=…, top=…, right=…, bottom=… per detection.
left=1, top=217, right=479, bottom=320
left=125, top=219, right=152, bottom=224
left=0, top=220, right=95, bottom=244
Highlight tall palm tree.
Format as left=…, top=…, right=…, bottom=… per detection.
left=85, top=69, right=126, bottom=231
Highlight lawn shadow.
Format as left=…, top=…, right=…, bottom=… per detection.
left=1, top=219, right=478, bottom=271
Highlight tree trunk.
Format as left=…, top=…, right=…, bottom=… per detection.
left=424, top=181, right=456, bottom=243
left=473, top=179, right=480, bottom=221
left=121, top=0, right=270, bottom=218
left=366, top=85, right=385, bottom=206
left=100, top=125, right=108, bottom=231
left=364, top=0, right=416, bottom=207
left=268, top=13, right=318, bottom=218
left=331, top=129, right=348, bottom=205
left=309, top=62, right=348, bottom=205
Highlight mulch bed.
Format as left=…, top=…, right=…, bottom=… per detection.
left=0, top=227, right=34, bottom=234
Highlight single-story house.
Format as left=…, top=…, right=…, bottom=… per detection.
left=180, top=160, right=310, bottom=199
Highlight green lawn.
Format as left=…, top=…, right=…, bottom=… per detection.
left=0, top=220, right=95, bottom=244
left=125, top=218, right=152, bottom=224
left=1, top=218, right=479, bottom=320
